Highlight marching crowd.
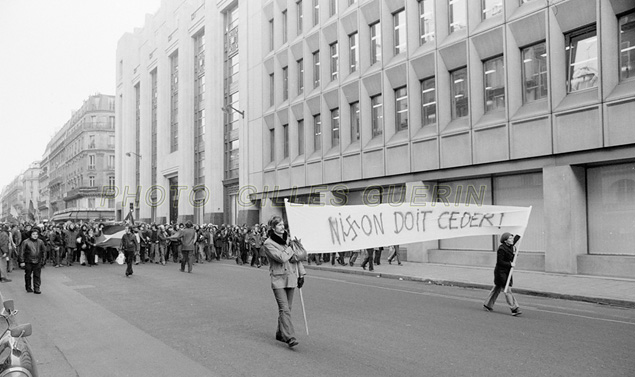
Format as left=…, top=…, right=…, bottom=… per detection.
left=0, top=220, right=403, bottom=277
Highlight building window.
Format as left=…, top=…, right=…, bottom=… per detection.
left=89, top=176, right=95, bottom=187
left=170, top=52, right=179, bottom=153
left=89, top=135, right=96, bottom=149
left=313, top=114, right=322, bottom=152
left=109, top=116, right=115, bottom=128
left=393, top=10, right=406, bottom=55
left=88, top=198, right=95, bottom=208
left=298, top=119, right=305, bottom=155
left=418, top=0, right=435, bottom=45
left=349, top=32, right=359, bottom=73
left=108, top=134, right=115, bottom=148
left=297, top=0, right=303, bottom=34
left=283, top=124, right=289, bottom=158
left=270, top=73, right=275, bottom=106
left=587, top=163, right=635, bottom=256
left=108, top=176, right=115, bottom=188
left=88, top=154, right=96, bottom=170
left=395, top=86, right=408, bottom=132
left=371, top=94, right=383, bottom=138
left=619, top=12, right=635, bottom=81
left=330, top=42, right=338, bottom=81
left=282, top=10, right=288, bottom=44
left=482, top=0, right=502, bottom=19
left=313, top=0, right=319, bottom=26
left=108, top=155, right=115, bottom=169
left=522, top=42, right=548, bottom=103
left=350, top=101, right=360, bottom=142
left=269, top=19, right=274, bottom=51
left=566, top=26, right=598, bottom=93
left=297, top=59, right=304, bottom=94
left=270, top=128, right=276, bottom=163
left=451, top=67, right=468, bottom=119
left=313, top=50, right=320, bottom=88
left=227, top=54, right=239, bottom=87
left=282, top=67, right=289, bottom=101
left=331, top=108, right=340, bottom=147
left=370, top=22, right=381, bottom=65
left=484, top=56, right=505, bottom=112
left=449, top=0, right=466, bottom=33
left=329, top=0, right=336, bottom=16
left=421, top=77, right=436, bottom=126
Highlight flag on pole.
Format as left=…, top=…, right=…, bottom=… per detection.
left=124, top=209, right=135, bottom=225
left=28, top=200, right=36, bottom=222
left=10, top=206, right=19, bottom=218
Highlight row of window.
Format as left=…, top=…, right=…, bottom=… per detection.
left=269, top=0, right=550, bottom=54
left=268, top=12, right=635, bottom=117
left=268, top=5, right=634, bottom=101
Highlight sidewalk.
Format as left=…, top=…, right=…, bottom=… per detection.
left=304, top=259, right=635, bottom=308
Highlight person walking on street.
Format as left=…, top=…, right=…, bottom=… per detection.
left=0, top=225, right=13, bottom=282
left=19, top=228, right=46, bottom=294
left=483, top=232, right=522, bottom=316
left=170, top=220, right=196, bottom=273
left=361, top=247, right=375, bottom=272
left=387, top=244, right=402, bottom=265
left=262, top=216, right=306, bottom=348
left=120, top=226, right=138, bottom=277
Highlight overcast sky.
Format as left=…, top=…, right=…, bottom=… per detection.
left=0, top=0, right=161, bottom=191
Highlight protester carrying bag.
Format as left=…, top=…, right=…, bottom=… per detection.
left=115, top=252, right=125, bottom=265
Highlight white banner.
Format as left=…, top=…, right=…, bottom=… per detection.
left=285, top=201, right=531, bottom=253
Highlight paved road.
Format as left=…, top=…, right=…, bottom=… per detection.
left=1, top=260, right=634, bottom=377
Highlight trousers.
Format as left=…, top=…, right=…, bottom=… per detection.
left=273, top=288, right=296, bottom=343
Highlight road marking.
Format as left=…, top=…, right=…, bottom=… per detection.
left=311, top=275, right=635, bottom=326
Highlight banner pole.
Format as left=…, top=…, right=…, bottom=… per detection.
left=504, top=235, right=524, bottom=293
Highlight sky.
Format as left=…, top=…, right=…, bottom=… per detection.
left=0, top=0, right=161, bottom=191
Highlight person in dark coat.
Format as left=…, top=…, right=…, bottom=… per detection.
left=120, top=226, right=138, bottom=277
left=483, top=232, right=522, bottom=316
left=19, top=228, right=46, bottom=293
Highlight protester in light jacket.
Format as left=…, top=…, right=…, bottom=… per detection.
left=262, top=215, right=306, bottom=348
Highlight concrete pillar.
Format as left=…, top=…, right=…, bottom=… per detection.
left=402, top=181, right=438, bottom=262
left=543, top=165, right=587, bottom=274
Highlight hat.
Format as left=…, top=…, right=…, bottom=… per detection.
left=500, top=232, right=512, bottom=243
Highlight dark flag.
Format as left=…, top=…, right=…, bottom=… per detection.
left=124, top=209, right=135, bottom=225
left=28, top=200, right=36, bottom=222
left=95, top=224, right=127, bottom=249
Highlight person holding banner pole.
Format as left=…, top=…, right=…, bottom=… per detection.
left=483, top=233, right=522, bottom=316
left=263, top=216, right=306, bottom=348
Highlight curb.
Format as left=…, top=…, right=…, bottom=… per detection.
left=304, top=265, right=635, bottom=309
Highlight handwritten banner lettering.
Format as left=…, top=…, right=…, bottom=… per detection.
left=285, top=201, right=532, bottom=253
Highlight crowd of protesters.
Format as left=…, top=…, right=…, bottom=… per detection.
left=0, top=219, right=401, bottom=286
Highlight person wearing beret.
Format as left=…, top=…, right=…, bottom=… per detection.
left=483, top=232, right=522, bottom=316
left=263, top=215, right=306, bottom=348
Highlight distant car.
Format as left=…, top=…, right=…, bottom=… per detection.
left=0, top=297, right=38, bottom=376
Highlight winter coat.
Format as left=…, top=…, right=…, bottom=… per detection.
left=263, top=231, right=305, bottom=289
left=19, top=238, right=46, bottom=265
left=493, top=243, right=515, bottom=287
left=64, top=228, right=79, bottom=248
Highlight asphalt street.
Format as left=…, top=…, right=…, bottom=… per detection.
left=0, top=260, right=633, bottom=377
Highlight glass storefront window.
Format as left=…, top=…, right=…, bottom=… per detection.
left=588, top=163, right=635, bottom=255
left=619, top=12, right=635, bottom=81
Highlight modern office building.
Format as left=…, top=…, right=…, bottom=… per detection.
left=117, top=0, right=635, bottom=278
left=44, top=94, right=117, bottom=222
